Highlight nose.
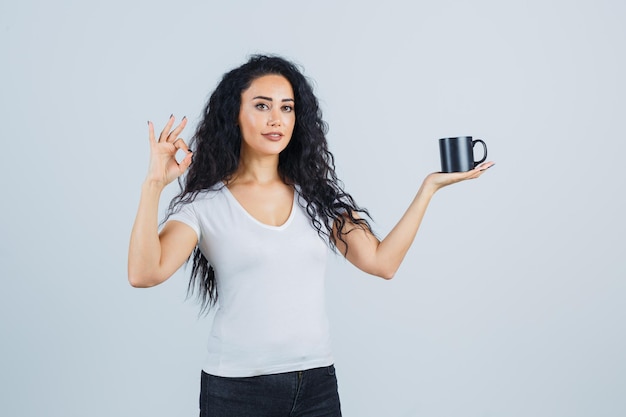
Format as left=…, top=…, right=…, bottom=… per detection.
left=268, top=109, right=281, bottom=126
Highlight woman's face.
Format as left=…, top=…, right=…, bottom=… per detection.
left=238, top=74, right=295, bottom=158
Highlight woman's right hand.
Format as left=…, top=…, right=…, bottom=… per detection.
left=146, top=115, right=192, bottom=187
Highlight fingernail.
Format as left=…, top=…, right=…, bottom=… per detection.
left=170, top=113, right=174, bottom=119
left=147, top=120, right=150, bottom=125
left=183, top=116, right=187, bottom=120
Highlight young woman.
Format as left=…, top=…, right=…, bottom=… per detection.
left=128, top=55, right=493, bottom=416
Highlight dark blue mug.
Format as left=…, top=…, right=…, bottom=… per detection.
left=439, top=136, right=487, bottom=173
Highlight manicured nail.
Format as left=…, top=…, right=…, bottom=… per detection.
left=182, top=116, right=187, bottom=120
left=170, top=113, right=174, bottom=119
left=147, top=120, right=150, bottom=125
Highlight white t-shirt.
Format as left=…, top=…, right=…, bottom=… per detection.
left=168, top=184, right=333, bottom=377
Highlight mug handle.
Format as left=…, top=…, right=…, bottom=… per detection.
left=472, top=139, right=487, bottom=167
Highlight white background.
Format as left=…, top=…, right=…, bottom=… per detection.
left=1, top=0, right=624, bottom=416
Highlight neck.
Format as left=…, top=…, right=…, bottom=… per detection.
left=231, top=151, right=282, bottom=186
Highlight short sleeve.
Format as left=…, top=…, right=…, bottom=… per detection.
left=167, top=203, right=201, bottom=241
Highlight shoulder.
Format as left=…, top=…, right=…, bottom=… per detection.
left=167, top=184, right=229, bottom=234
left=169, top=184, right=228, bottom=218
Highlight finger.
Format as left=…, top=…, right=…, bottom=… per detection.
left=166, top=116, right=188, bottom=142
left=178, top=149, right=193, bottom=172
left=468, top=163, right=494, bottom=179
left=462, top=162, right=494, bottom=179
left=476, top=161, right=495, bottom=171
left=148, top=120, right=155, bottom=144
left=173, top=137, right=190, bottom=153
left=158, top=114, right=176, bottom=143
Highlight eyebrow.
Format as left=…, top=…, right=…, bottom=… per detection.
left=252, top=95, right=294, bottom=102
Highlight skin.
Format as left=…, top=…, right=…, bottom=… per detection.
left=127, top=74, right=495, bottom=287
left=227, top=74, right=296, bottom=227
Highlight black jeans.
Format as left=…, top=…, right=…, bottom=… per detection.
left=199, top=365, right=342, bottom=417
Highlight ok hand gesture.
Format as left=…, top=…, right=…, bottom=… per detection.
left=146, top=115, right=192, bottom=188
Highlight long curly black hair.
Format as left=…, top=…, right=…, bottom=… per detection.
left=167, top=54, right=373, bottom=311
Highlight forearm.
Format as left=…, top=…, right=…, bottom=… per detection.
left=342, top=164, right=493, bottom=279
left=128, top=180, right=166, bottom=287
left=364, top=182, right=437, bottom=279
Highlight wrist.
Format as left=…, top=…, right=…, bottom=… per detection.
left=142, top=178, right=166, bottom=193
left=420, top=176, right=440, bottom=196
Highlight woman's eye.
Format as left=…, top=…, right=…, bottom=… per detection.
left=255, top=103, right=269, bottom=110
left=282, top=105, right=293, bottom=112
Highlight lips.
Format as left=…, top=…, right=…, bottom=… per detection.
left=262, top=132, right=283, bottom=141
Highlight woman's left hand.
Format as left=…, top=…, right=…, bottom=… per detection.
left=423, top=161, right=496, bottom=193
